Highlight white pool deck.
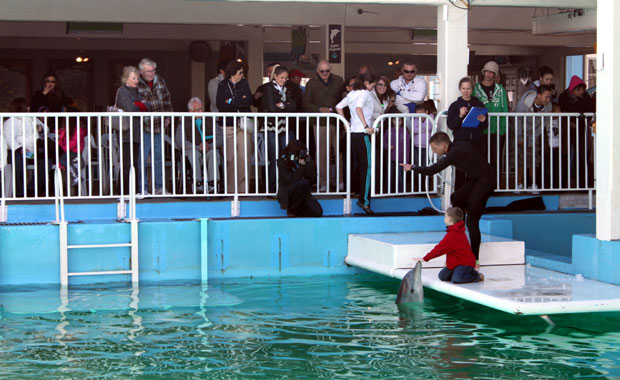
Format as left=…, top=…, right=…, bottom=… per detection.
left=346, top=232, right=620, bottom=316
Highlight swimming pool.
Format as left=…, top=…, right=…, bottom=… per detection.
left=1, top=274, right=619, bottom=379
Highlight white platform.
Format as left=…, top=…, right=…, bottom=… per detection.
left=345, top=232, right=620, bottom=315
left=347, top=232, right=524, bottom=276
left=395, top=265, right=620, bottom=315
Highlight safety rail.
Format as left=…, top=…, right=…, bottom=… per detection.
left=435, top=111, right=596, bottom=194
left=0, top=112, right=351, bottom=202
left=1, top=110, right=595, bottom=214
left=370, top=113, right=439, bottom=197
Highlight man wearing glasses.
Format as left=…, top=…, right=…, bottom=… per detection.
left=390, top=60, right=427, bottom=114
left=303, top=60, right=345, bottom=191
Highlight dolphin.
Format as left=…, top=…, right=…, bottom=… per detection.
left=395, top=261, right=424, bottom=304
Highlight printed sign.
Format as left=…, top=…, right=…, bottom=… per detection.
left=328, top=24, right=342, bottom=64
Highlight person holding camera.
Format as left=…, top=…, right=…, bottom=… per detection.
left=277, top=140, right=323, bottom=217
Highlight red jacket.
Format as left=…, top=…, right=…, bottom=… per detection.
left=423, top=221, right=476, bottom=270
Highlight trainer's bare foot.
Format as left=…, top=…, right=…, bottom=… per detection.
left=478, top=272, right=485, bottom=282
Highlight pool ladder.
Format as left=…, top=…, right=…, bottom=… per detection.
left=53, top=167, right=139, bottom=286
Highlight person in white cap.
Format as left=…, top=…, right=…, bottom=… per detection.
left=473, top=61, right=509, bottom=174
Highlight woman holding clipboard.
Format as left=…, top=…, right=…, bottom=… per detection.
left=447, top=77, right=488, bottom=189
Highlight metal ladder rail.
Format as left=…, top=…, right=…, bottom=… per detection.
left=55, top=167, right=139, bottom=286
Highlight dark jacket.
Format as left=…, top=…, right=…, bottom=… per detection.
left=115, top=85, right=150, bottom=141
left=116, top=85, right=145, bottom=112
left=413, top=140, right=494, bottom=185
left=31, top=90, right=66, bottom=113
left=216, top=78, right=253, bottom=127
left=423, top=221, right=476, bottom=270
left=284, top=81, right=304, bottom=112
left=253, top=82, right=269, bottom=111
left=447, top=96, right=488, bottom=144
left=262, top=82, right=297, bottom=113
left=303, top=74, right=345, bottom=112
left=276, top=155, right=317, bottom=209
left=558, top=90, right=594, bottom=114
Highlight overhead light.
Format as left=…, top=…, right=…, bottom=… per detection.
left=75, top=57, right=83, bottom=63
left=387, top=55, right=400, bottom=66
left=236, top=58, right=243, bottom=63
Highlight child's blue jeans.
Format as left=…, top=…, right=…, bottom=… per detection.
left=438, top=265, right=481, bottom=284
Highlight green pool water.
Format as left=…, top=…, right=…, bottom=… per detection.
left=1, top=274, right=619, bottom=379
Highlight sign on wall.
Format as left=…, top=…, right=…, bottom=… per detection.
left=328, top=24, right=342, bottom=64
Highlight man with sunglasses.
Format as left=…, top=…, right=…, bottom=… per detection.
left=390, top=60, right=427, bottom=114
left=303, top=60, right=345, bottom=191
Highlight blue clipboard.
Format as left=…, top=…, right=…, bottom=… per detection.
left=462, top=107, right=488, bottom=128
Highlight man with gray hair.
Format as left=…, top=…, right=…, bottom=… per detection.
left=175, top=97, right=220, bottom=193
left=137, top=57, right=173, bottom=195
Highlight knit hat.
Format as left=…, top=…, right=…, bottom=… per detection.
left=481, top=61, right=499, bottom=76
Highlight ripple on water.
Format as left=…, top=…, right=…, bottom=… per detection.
left=0, top=276, right=619, bottom=379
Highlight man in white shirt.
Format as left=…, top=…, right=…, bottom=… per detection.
left=390, top=60, right=427, bottom=113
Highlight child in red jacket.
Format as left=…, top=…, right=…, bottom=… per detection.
left=417, top=207, right=484, bottom=283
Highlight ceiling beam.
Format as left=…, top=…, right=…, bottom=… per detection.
left=532, top=9, right=596, bottom=34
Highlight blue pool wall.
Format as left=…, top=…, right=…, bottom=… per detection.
left=0, top=196, right=602, bottom=286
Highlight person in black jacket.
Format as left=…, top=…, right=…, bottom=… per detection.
left=402, top=132, right=494, bottom=266
left=216, top=61, right=253, bottom=194
left=262, top=66, right=297, bottom=193
left=447, top=77, right=488, bottom=190
left=277, top=140, right=323, bottom=217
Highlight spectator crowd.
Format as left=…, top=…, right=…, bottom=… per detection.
left=1, top=57, right=595, bottom=209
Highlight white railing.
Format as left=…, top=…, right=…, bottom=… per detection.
left=0, top=112, right=351, bottom=201
left=0, top=111, right=595, bottom=208
left=432, top=111, right=595, bottom=195
left=370, top=113, right=439, bottom=197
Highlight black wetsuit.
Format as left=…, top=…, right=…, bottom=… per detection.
left=412, top=140, right=495, bottom=259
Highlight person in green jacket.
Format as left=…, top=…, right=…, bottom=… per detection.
left=474, top=61, right=509, bottom=172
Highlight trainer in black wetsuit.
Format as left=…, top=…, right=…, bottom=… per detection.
left=402, top=132, right=495, bottom=261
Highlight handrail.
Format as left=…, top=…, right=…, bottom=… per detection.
left=127, top=166, right=137, bottom=222
left=53, top=167, right=65, bottom=224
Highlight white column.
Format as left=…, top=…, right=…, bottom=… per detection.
left=190, top=60, right=205, bottom=102
left=596, top=0, right=620, bottom=241
left=436, top=4, right=469, bottom=209
left=248, top=31, right=264, bottom=95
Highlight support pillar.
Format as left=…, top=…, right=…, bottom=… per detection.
left=248, top=28, right=264, bottom=95
left=190, top=60, right=206, bottom=102
left=596, top=1, right=620, bottom=241
left=436, top=4, right=468, bottom=209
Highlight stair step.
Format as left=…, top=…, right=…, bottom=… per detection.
left=68, top=270, right=133, bottom=276
left=68, top=243, right=132, bottom=249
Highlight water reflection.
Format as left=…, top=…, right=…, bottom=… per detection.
left=0, top=277, right=618, bottom=379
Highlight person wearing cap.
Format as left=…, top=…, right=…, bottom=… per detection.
left=473, top=61, right=509, bottom=173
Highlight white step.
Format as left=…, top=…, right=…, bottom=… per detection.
left=346, top=232, right=524, bottom=276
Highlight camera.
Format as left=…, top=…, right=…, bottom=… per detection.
left=290, top=149, right=309, bottom=162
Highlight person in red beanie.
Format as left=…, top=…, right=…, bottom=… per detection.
left=415, top=207, right=484, bottom=283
